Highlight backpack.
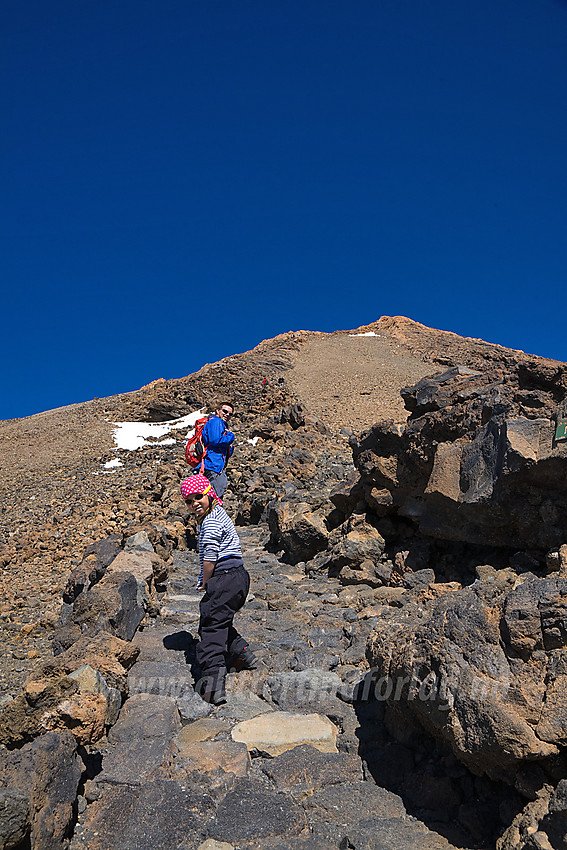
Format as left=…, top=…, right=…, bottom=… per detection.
left=185, top=415, right=210, bottom=470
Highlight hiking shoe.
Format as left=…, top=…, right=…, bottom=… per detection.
left=196, top=672, right=227, bottom=705
left=231, top=646, right=257, bottom=672
left=206, top=682, right=227, bottom=706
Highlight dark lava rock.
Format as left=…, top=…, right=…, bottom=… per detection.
left=54, top=570, right=146, bottom=654
left=341, top=815, right=458, bottom=849
left=352, top=363, right=567, bottom=552
left=302, top=780, right=406, bottom=825
left=76, top=780, right=214, bottom=850
left=366, top=572, right=567, bottom=786
left=108, top=694, right=181, bottom=743
left=0, top=730, right=82, bottom=850
left=208, top=777, right=307, bottom=843
left=260, top=743, right=363, bottom=794
left=0, top=787, right=29, bottom=849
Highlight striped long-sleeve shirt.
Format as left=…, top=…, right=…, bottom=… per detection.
left=197, top=504, right=242, bottom=584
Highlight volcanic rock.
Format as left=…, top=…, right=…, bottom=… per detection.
left=231, top=711, right=339, bottom=756
left=366, top=570, right=567, bottom=787
left=268, top=501, right=329, bottom=564
left=0, top=730, right=82, bottom=849
left=352, top=360, right=567, bottom=551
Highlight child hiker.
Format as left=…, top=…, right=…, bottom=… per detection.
left=181, top=473, right=256, bottom=705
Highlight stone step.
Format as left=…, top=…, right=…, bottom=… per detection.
left=160, top=593, right=202, bottom=616
left=133, top=628, right=192, bottom=663
left=164, top=593, right=202, bottom=605
left=159, top=607, right=200, bottom=624
left=128, top=661, right=195, bottom=700
left=231, top=711, right=339, bottom=757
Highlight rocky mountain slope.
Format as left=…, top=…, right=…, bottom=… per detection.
left=1, top=316, right=567, bottom=849
left=0, top=319, right=432, bottom=698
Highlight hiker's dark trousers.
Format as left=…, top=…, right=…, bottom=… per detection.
left=196, top=558, right=250, bottom=675
left=203, top=468, right=228, bottom=498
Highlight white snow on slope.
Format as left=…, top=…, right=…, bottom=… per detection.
left=349, top=331, right=381, bottom=337
left=112, top=410, right=205, bottom=451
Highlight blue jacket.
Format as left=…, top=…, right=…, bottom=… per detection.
left=202, top=415, right=234, bottom=474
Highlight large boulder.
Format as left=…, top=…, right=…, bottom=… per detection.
left=0, top=730, right=82, bottom=849
left=0, top=634, right=137, bottom=747
left=52, top=632, right=139, bottom=693
left=365, top=569, right=567, bottom=788
left=63, top=533, right=124, bottom=603
left=268, top=501, right=328, bottom=564
left=352, top=362, right=567, bottom=552
left=329, top=471, right=365, bottom=515
left=310, top=513, right=386, bottom=582
left=107, top=550, right=158, bottom=587
left=54, top=569, right=147, bottom=653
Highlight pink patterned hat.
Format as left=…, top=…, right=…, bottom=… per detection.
left=181, top=474, right=223, bottom=506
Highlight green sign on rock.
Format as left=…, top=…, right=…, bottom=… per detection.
left=555, top=419, right=567, bottom=442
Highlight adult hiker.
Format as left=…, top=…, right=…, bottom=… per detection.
left=201, top=401, right=235, bottom=498
left=181, top=473, right=256, bottom=705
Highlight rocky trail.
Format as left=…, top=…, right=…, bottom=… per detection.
left=68, top=526, right=489, bottom=850
left=2, top=317, right=567, bottom=849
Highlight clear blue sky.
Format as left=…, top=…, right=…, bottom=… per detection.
left=2, top=0, right=567, bottom=420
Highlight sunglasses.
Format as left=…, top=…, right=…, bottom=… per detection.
left=219, top=408, right=233, bottom=416
left=185, top=493, right=206, bottom=503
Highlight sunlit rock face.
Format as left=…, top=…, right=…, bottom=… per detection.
left=352, top=361, right=567, bottom=551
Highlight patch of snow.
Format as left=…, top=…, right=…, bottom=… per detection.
left=156, top=438, right=176, bottom=446
left=112, top=410, right=204, bottom=451
left=247, top=436, right=260, bottom=446
left=104, top=458, right=123, bottom=469
left=349, top=331, right=381, bottom=337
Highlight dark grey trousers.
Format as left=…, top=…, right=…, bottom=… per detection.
left=204, top=468, right=228, bottom=498
left=196, top=560, right=250, bottom=675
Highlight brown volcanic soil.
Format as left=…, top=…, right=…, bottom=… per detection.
left=286, top=328, right=430, bottom=432
left=0, top=316, right=562, bottom=699
left=284, top=315, right=539, bottom=433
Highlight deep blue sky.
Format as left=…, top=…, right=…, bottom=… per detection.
left=2, top=0, right=567, bottom=420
